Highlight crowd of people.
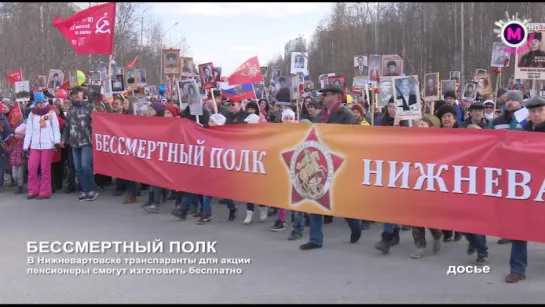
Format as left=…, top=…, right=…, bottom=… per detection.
left=1, top=81, right=544, bottom=285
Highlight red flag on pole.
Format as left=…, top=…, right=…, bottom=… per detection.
left=52, top=2, right=116, bottom=55
left=7, top=102, right=23, bottom=130
left=7, top=69, right=22, bottom=85
left=227, top=56, right=264, bottom=85
left=127, top=56, right=139, bottom=69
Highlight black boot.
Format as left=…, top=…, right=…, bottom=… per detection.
left=390, top=227, right=400, bottom=246
left=375, top=232, right=392, bottom=254
left=323, top=215, right=333, bottom=224
left=15, top=186, right=23, bottom=195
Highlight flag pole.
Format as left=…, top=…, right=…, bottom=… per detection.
left=210, top=88, right=218, bottom=114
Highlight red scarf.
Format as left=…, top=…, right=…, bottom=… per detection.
left=320, top=102, right=342, bottom=123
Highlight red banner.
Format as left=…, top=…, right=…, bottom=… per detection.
left=52, top=2, right=116, bottom=55
left=7, top=69, right=22, bottom=85
left=7, top=102, right=23, bottom=130
left=227, top=56, right=264, bottom=85
left=92, top=113, right=545, bottom=243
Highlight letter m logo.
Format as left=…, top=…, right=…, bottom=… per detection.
left=507, top=27, right=522, bottom=41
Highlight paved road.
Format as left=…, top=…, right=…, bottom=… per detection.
left=0, top=186, right=543, bottom=303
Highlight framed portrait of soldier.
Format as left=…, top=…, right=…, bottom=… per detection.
left=304, top=80, right=315, bottom=92
left=318, top=74, right=329, bottom=89
left=111, top=74, right=125, bottom=93
left=68, top=71, right=78, bottom=88
left=181, top=56, right=194, bottom=77
left=273, top=75, right=293, bottom=103
left=476, top=73, right=493, bottom=96
left=290, top=52, right=308, bottom=74
left=163, top=49, right=181, bottom=75
left=515, top=25, right=545, bottom=80
left=271, top=66, right=281, bottom=78
left=377, top=77, right=393, bottom=107
left=177, top=78, right=202, bottom=113
left=125, top=69, right=136, bottom=86
left=423, top=73, right=439, bottom=102
left=47, top=69, right=64, bottom=91
left=253, top=83, right=265, bottom=99
left=462, top=81, right=478, bottom=101
left=327, top=76, right=345, bottom=90
left=353, top=55, right=368, bottom=76
left=392, top=76, right=421, bottom=120
left=368, top=54, right=382, bottom=82
left=441, top=80, right=456, bottom=97
left=449, top=71, right=460, bottom=83
left=491, top=42, right=510, bottom=68
left=198, top=62, right=217, bottom=90
left=474, top=69, right=487, bottom=80
left=381, top=54, right=403, bottom=77
left=213, top=67, right=222, bottom=82
left=135, top=69, right=147, bottom=86
left=260, top=67, right=268, bottom=78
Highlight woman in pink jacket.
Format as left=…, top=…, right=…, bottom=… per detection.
left=23, top=92, right=61, bottom=199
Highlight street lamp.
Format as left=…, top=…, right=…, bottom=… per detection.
left=140, top=3, right=156, bottom=68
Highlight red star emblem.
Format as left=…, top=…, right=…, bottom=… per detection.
left=281, top=127, right=344, bottom=211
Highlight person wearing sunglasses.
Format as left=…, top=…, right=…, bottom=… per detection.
left=299, top=85, right=361, bottom=251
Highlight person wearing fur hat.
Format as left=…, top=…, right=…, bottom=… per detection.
left=459, top=101, right=489, bottom=128
left=443, top=91, right=465, bottom=123
left=301, top=85, right=361, bottom=251
left=505, top=96, right=545, bottom=283
left=24, top=92, right=61, bottom=199
left=436, top=104, right=459, bottom=129
left=1, top=123, right=25, bottom=194
left=490, top=90, right=524, bottom=132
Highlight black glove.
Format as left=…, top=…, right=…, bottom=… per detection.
left=54, top=143, right=61, bottom=151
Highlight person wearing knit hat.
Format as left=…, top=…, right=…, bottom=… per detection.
left=418, top=114, right=440, bottom=128
left=164, top=105, right=179, bottom=118
left=209, top=113, right=226, bottom=126
left=350, top=104, right=370, bottom=125
left=281, top=108, right=296, bottom=123
left=490, top=90, right=524, bottom=132
left=150, top=101, right=166, bottom=116
left=459, top=101, right=489, bottom=128
left=245, top=101, right=260, bottom=116
left=436, top=104, right=458, bottom=128
left=504, top=96, right=545, bottom=283
left=443, top=90, right=465, bottom=123
left=483, top=99, right=496, bottom=120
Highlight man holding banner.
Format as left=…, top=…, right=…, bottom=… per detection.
left=300, top=85, right=361, bottom=251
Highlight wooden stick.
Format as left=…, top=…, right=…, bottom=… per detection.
left=210, top=88, right=218, bottom=114
left=371, top=84, right=376, bottom=126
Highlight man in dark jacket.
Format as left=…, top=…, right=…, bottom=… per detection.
left=225, top=101, right=249, bottom=125
left=490, top=90, right=524, bottom=131
left=62, top=86, right=98, bottom=202
left=300, top=85, right=362, bottom=250
left=459, top=101, right=489, bottom=128
left=505, top=96, right=545, bottom=283
left=0, top=102, right=14, bottom=192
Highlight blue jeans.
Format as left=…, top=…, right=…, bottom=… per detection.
left=510, top=240, right=527, bottom=274
left=152, top=186, right=165, bottom=205
left=292, top=211, right=304, bottom=234
left=181, top=193, right=202, bottom=213
left=126, top=181, right=138, bottom=197
left=308, top=214, right=361, bottom=246
left=202, top=196, right=235, bottom=217
left=0, top=151, right=4, bottom=188
left=67, top=148, right=77, bottom=189
left=465, top=234, right=488, bottom=256
left=72, top=146, right=95, bottom=193
left=383, top=223, right=397, bottom=233
left=246, top=203, right=265, bottom=211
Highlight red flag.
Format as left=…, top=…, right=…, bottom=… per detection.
left=127, top=56, right=138, bottom=69
left=52, top=2, right=116, bottom=55
left=59, top=80, right=71, bottom=90
left=7, top=102, right=23, bottom=130
left=227, top=56, right=264, bottom=85
left=7, top=69, right=22, bottom=85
